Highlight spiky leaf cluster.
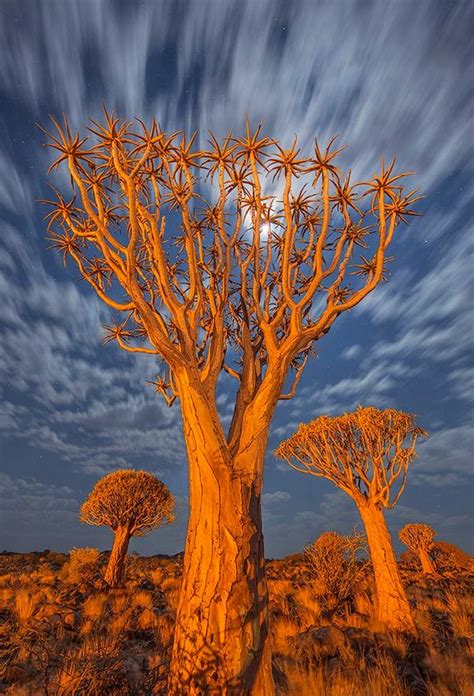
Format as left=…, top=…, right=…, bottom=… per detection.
left=276, top=406, right=427, bottom=508
left=80, top=469, right=175, bottom=536
left=399, top=523, right=436, bottom=552
left=42, top=112, right=420, bottom=424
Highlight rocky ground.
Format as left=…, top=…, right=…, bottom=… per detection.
left=0, top=549, right=473, bottom=695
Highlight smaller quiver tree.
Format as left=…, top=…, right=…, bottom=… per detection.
left=399, top=523, right=439, bottom=576
left=276, top=406, right=427, bottom=633
left=81, top=469, right=175, bottom=587
left=304, top=529, right=367, bottom=615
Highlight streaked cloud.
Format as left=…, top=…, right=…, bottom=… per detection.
left=0, top=0, right=472, bottom=553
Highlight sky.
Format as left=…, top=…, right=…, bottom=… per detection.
left=0, top=0, right=472, bottom=558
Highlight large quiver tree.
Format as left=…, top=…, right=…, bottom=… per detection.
left=80, top=469, right=175, bottom=587
left=276, top=406, right=427, bottom=633
left=42, top=112, right=419, bottom=694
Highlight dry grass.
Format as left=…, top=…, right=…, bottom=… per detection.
left=83, top=592, right=108, bottom=620
left=131, top=589, right=154, bottom=610
left=161, top=576, right=181, bottom=611
left=14, top=589, right=39, bottom=623
left=0, top=550, right=472, bottom=695
left=59, top=547, right=101, bottom=585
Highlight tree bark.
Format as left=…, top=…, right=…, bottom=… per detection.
left=104, top=524, right=130, bottom=588
left=419, top=547, right=438, bottom=576
left=168, top=381, right=275, bottom=695
left=358, top=502, right=416, bottom=633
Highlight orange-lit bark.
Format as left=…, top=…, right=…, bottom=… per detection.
left=168, top=377, right=275, bottom=695
left=419, top=547, right=438, bottom=576
left=104, top=524, right=131, bottom=587
left=358, top=503, right=416, bottom=633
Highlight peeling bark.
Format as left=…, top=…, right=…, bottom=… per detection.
left=358, top=503, right=416, bottom=633
left=104, top=524, right=130, bottom=587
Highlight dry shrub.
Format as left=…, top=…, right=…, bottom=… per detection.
left=279, top=663, right=324, bottom=695
left=353, top=590, right=374, bottom=617
left=381, top=630, right=411, bottom=661
left=450, top=610, right=472, bottom=639
left=271, top=615, right=301, bottom=654
left=433, top=542, right=474, bottom=576
left=138, top=607, right=158, bottom=631
left=27, top=567, right=56, bottom=586
left=424, top=650, right=474, bottom=696
left=161, top=576, right=181, bottom=611
left=343, top=608, right=367, bottom=629
left=51, top=634, right=129, bottom=696
left=83, top=592, right=108, bottom=621
left=269, top=578, right=294, bottom=596
left=283, top=650, right=413, bottom=696
left=131, top=590, right=154, bottom=610
left=154, top=610, right=175, bottom=649
left=412, top=607, right=436, bottom=643
left=0, top=586, right=13, bottom=605
left=59, top=547, right=100, bottom=585
left=108, top=610, right=132, bottom=634
left=0, top=573, right=14, bottom=588
left=304, top=529, right=368, bottom=614
left=111, top=592, right=129, bottom=614
left=292, top=586, right=322, bottom=622
left=149, top=568, right=165, bottom=586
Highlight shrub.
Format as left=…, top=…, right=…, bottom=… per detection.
left=304, top=529, right=368, bottom=614
left=59, top=547, right=101, bottom=585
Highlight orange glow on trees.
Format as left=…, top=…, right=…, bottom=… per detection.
left=42, top=111, right=419, bottom=693
left=276, top=406, right=427, bottom=633
left=399, top=523, right=439, bottom=577
left=305, top=530, right=368, bottom=615
left=80, top=469, right=174, bottom=588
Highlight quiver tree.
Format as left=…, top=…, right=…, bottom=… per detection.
left=42, top=111, right=420, bottom=694
left=276, top=406, right=427, bottom=633
left=80, top=469, right=174, bottom=587
left=399, top=523, right=439, bottom=576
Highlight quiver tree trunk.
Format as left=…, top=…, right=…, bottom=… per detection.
left=104, top=524, right=131, bottom=587
left=419, top=547, right=438, bottom=576
left=358, top=503, right=416, bottom=633
left=168, top=380, right=275, bottom=696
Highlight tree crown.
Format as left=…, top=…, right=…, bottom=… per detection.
left=399, top=523, right=436, bottom=551
left=80, top=469, right=175, bottom=535
left=41, top=112, right=420, bottom=446
left=275, top=406, right=427, bottom=508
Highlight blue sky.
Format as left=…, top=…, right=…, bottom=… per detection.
left=0, top=0, right=472, bottom=557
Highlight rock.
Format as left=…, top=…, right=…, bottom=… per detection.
left=294, top=625, right=347, bottom=663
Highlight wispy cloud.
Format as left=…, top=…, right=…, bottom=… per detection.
left=0, top=0, right=472, bottom=553
left=1, top=0, right=472, bottom=186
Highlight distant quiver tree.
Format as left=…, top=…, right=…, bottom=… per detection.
left=42, top=111, right=420, bottom=694
left=276, top=406, right=427, bottom=633
left=80, top=469, right=175, bottom=587
left=399, top=523, right=439, bottom=576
